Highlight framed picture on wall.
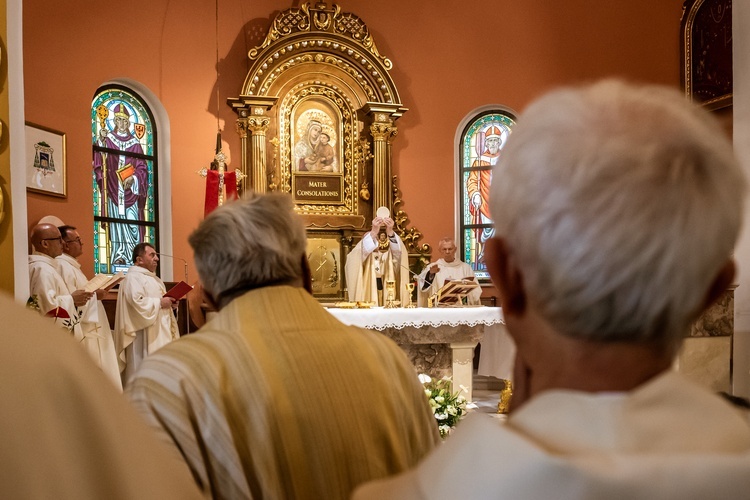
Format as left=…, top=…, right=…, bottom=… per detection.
left=25, top=122, right=67, bottom=198
left=681, top=0, right=733, bottom=110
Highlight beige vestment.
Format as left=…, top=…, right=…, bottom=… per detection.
left=345, top=232, right=410, bottom=305
left=0, top=292, right=202, bottom=500
left=354, top=371, right=750, bottom=499
left=127, top=285, right=439, bottom=499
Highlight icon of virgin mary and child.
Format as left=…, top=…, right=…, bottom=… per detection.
left=294, top=119, right=338, bottom=172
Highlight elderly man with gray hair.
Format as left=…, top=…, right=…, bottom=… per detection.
left=126, top=193, right=439, bottom=499
left=353, top=80, right=750, bottom=499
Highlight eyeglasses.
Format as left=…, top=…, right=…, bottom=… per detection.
left=64, top=237, right=82, bottom=245
left=42, top=237, right=62, bottom=242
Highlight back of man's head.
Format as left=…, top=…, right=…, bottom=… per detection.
left=490, top=80, right=746, bottom=351
left=189, top=193, right=307, bottom=308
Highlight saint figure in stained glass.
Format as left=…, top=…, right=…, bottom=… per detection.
left=460, top=112, right=515, bottom=281
left=92, top=86, right=157, bottom=274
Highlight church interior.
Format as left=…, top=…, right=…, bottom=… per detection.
left=3, top=1, right=750, bottom=398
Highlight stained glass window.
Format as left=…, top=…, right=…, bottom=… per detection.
left=459, top=111, right=516, bottom=282
left=92, top=85, right=158, bottom=274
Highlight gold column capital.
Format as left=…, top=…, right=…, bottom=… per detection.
left=247, top=116, right=271, bottom=134
left=370, top=121, right=397, bottom=142
left=235, top=118, right=248, bottom=140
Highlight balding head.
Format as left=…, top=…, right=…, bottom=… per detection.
left=30, top=223, right=64, bottom=258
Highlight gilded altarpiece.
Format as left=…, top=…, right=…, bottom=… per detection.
left=229, top=2, right=428, bottom=300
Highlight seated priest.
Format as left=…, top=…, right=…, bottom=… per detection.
left=353, top=80, right=750, bottom=499
left=417, top=237, right=481, bottom=306
left=345, top=209, right=410, bottom=306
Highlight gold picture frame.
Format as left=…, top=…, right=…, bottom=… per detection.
left=25, top=122, right=67, bottom=197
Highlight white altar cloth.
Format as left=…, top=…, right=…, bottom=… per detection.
left=326, top=306, right=504, bottom=331
left=327, top=306, right=515, bottom=401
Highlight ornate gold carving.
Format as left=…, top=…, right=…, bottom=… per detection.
left=392, top=175, right=430, bottom=255
left=235, top=119, right=248, bottom=139
left=243, top=2, right=398, bottom=104
left=268, top=137, right=280, bottom=191
left=249, top=3, right=392, bottom=70
left=359, top=180, right=370, bottom=201
left=497, top=380, right=513, bottom=414
left=247, top=116, right=270, bottom=134
left=256, top=52, right=378, bottom=102
left=370, top=122, right=396, bottom=141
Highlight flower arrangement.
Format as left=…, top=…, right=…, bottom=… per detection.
left=419, top=373, right=468, bottom=438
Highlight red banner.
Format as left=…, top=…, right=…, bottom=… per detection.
left=204, top=170, right=239, bottom=217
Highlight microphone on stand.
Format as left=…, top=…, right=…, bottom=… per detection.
left=156, top=253, right=189, bottom=284
left=157, top=253, right=190, bottom=334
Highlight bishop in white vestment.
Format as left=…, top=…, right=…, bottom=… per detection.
left=345, top=216, right=410, bottom=306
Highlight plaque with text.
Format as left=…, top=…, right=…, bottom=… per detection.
left=293, top=174, right=343, bottom=204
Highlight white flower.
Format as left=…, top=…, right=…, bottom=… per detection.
left=434, top=396, right=445, bottom=404
left=435, top=413, right=448, bottom=420
left=418, top=373, right=432, bottom=384
left=424, top=389, right=432, bottom=397
left=446, top=405, right=457, bottom=416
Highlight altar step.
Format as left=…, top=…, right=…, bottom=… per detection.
left=473, top=371, right=505, bottom=391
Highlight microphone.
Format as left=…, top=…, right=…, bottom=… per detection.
left=156, top=253, right=189, bottom=284
left=399, top=262, right=428, bottom=286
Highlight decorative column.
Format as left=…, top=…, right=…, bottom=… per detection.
left=363, top=103, right=404, bottom=212
left=369, top=119, right=397, bottom=211
left=234, top=115, right=249, bottom=194
left=248, top=113, right=271, bottom=194
left=228, top=95, right=278, bottom=194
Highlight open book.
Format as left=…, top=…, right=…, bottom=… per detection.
left=436, top=279, right=479, bottom=306
left=164, top=281, right=193, bottom=301
left=82, top=272, right=125, bottom=293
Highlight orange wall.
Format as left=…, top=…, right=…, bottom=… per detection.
left=23, top=0, right=680, bottom=289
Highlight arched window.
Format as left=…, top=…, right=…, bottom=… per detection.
left=92, top=85, right=158, bottom=274
left=458, top=110, right=516, bottom=282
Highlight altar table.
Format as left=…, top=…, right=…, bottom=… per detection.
left=326, top=306, right=514, bottom=402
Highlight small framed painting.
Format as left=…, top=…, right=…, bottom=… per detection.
left=26, top=122, right=67, bottom=197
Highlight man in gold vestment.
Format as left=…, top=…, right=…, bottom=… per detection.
left=127, top=194, right=439, bottom=499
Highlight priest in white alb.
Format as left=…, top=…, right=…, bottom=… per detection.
left=417, top=237, right=481, bottom=306
left=28, top=223, right=92, bottom=338
left=114, top=242, right=178, bottom=386
left=56, top=225, right=122, bottom=391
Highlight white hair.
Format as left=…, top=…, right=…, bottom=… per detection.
left=490, top=79, right=746, bottom=349
left=189, top=193, right=307, bottom=305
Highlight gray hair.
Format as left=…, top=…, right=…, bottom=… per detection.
left=189, top=193, right=307, bottom=304
left=490, top=79, right=746, bottom=349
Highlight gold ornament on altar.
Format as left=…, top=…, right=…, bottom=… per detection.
left=384, top=279, right=399, bottom=309
left=404, top=282, right=416, bottom=308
